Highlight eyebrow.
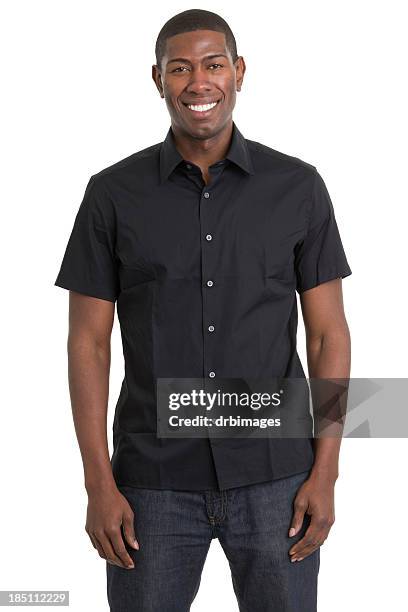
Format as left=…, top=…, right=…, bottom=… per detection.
left=167, top=53, right=229, bottom=65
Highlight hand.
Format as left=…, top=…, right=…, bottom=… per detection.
left=288, top=471, right=336, bottom=562
left=85, top=484, right=139, bottom=569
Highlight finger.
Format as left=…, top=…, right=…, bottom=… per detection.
left=109, top=529, right=135, bottom=569
left=289, top=520, right=321, bottom=556
left=291, top=534, right=326, bottom=561
left=288, top=499, right=307, bottom=537
left=89, top=533, right=109, bottom=561
left=291, top=514, right=333, bottom=557
left=97, top=532, right=129, bottom=569
left=290, top=525, right=328, bottom=559
left=292, top=541, right=322, bottom=562
left=90, top=533, right=122, bottom=567
left=122, top=512, right=139, bottom=550
left=87, top=531, right=97, bottom=549
left=294, top=530, right=328, bottom=559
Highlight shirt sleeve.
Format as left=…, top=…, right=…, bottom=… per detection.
left=295, top=169, right=352, bottom=294
left=54, top=175, right=120, bottom=302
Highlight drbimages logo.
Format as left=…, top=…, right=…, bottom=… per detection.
left=168, top=389, right=283, bottom=411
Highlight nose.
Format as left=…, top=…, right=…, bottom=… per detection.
left=185, top=66, right=214, bottom=95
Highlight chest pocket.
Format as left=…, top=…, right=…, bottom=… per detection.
left=265, top=262, right=294, bottom=282
left=264, top=262, right=295, bottom=296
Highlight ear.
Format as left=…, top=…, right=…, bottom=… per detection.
left=235, top=56, right=246, bottom=92
left=152, top=64, right=164, bottom=98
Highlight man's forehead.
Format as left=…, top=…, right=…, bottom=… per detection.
left=164, top=29, right=228, bottom=59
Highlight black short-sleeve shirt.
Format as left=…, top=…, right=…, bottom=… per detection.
left=55, top=122, right=352, bottom=491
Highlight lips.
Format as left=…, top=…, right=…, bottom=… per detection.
left=182, top=99, right=221, bottom=116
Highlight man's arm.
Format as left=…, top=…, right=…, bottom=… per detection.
left=67, top=291, right=139, bottom=569
left=303, top=276, right=351, bottom=478
left=288, top=277, right=351, bottom=561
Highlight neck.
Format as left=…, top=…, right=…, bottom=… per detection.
left=171, top=120, right=233, bottom=170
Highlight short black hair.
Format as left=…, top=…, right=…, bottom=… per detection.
left=155, top=9, right=238, bottom=70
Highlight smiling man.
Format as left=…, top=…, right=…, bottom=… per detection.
left=55, top=8, right=352, bottom=612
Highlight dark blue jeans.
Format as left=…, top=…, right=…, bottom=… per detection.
left=106, top=470, right=320, bottom=611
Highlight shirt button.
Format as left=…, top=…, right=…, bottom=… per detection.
left=203, top=192, right=210, bottom=199
left=209, top=371, right=216, bottom=378
left=208, top=325, right=215, bottom=332
left=206, top=280, right=214, bottom=287
left=205, top=234, right=213, bottom=241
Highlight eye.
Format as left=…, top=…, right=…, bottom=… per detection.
left=172, top=66, right=189, bottom=73
left=209, top=63, right=223, bottom=70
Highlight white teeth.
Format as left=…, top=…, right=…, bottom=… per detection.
left=187, top=101, right=218, bottom=112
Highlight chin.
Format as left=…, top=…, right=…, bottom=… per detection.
left=190, top=124, right=216, bottom=135
left=188, top=121, right=224, bottom=139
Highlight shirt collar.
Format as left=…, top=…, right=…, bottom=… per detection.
left=159, top=121, right=255, bottom=184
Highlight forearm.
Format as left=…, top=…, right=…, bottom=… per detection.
left=306, top=324, right=351, bottom=480
left=67, top=336, right=116, bottom=493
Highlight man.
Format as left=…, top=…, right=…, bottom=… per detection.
left=55, top=9, right=352, bottom=612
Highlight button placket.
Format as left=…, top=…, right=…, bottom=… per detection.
left=200, top=186, right=217, bottom=380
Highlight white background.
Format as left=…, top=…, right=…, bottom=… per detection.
left=1, top=1, right=407, bottom=610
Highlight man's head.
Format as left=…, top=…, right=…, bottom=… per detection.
left=152, top=9, right=245, bottom=140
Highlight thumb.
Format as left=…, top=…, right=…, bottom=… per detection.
left=288, top=501, right=306, bottom=537
left=122, top=512, right=139, bottom=550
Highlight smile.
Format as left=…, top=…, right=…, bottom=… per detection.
left=184, top=100, right=220, bottom=113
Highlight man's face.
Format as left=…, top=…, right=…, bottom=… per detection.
left=152, top=29, right=245, bottom=139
